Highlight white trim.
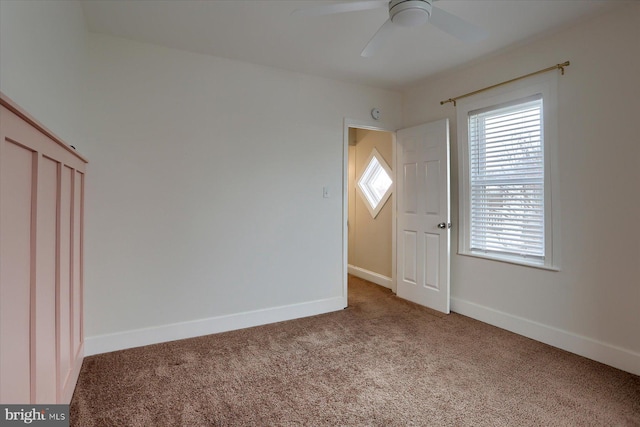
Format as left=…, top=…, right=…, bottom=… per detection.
left=451, top=297, right=640, bottom=376
left=348, top=264, right=393, bottom=289
left=391, top=132, right=397, bottom=294
left=458, top=251, right=560, bottom=272
left=85, top=296, right=344, bottom=356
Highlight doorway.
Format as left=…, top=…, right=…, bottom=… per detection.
left=342, top=119, right=397, bottom=308
left=342, top=118, right=451, bottom=314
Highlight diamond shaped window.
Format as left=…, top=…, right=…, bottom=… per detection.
left=357, top=148, right=393, bottom=218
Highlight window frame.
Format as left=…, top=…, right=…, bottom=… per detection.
left=356, top=148, right=394, bottom=219
left=457, top=73, right=560, bottom=270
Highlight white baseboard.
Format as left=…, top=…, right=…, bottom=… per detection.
left=348, top=265, right=393, bottom=289
left=85, top=296, right=345, bottom=356
left=451, top=297, right=640, bottom=376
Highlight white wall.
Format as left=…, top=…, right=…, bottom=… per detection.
left=402, top=3, right=640, bottom=374
left=84, top=33, right=402, bottom=353
left=0, top=0, right=87, bottom=147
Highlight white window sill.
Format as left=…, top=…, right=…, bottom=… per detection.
left=458, top=251, right=560, bottom=272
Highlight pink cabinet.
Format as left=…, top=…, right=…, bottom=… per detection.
left=0, top=94, right=87, bottom=404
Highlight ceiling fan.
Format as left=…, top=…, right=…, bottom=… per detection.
left=292, top=0, right=487, bottom=57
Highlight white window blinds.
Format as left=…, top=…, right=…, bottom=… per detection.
left=468, top=95, right=545, bottom=260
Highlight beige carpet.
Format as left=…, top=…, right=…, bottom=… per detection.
left=71, top=276, right=640, bottom=426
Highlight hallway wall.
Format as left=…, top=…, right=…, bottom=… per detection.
left=348, top=129, right=393, bottom=283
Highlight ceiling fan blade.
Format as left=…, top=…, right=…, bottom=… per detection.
left=361, top=18, right=394, bottom=58
left=292, top=1, right=387, bottom=17
left=430, top=5, right=487, bottom=43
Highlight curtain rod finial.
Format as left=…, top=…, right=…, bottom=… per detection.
left=558, top=61, right=570, bottom=75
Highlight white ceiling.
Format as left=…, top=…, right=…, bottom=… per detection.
left=81, top=0, right=616, bottom=90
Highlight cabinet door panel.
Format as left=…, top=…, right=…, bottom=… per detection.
left=0, top=139, right=35, bottom=403
left=72, top=171, right=84, bottom=359
left=58, top=166, right=73, bottom=394
left=34, top=156, right=59, bottom=403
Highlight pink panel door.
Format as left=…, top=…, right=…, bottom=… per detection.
left=72, top=171, right=83, bottom=360
left=0, top=139, right=35, bottom=403
left=34, top=156, right=59, bottom=403
left=57, top=166, right=73, bottom=395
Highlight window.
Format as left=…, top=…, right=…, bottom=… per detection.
left=470, top=96, right=544, bottom=259
left=458, top=74, right=559, bottom=269
left=357, top=148, right=393, bottom=218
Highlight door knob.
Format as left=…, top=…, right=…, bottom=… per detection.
left=437, top=222, right=451, bottom=229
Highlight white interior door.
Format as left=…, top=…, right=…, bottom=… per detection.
left=396, top=119, right=451, bottom=313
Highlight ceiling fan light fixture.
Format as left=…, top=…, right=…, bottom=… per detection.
left=389, top=0, right=432, bottom=27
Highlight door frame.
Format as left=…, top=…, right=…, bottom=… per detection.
left=342, top=118, right=397, bottom=307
